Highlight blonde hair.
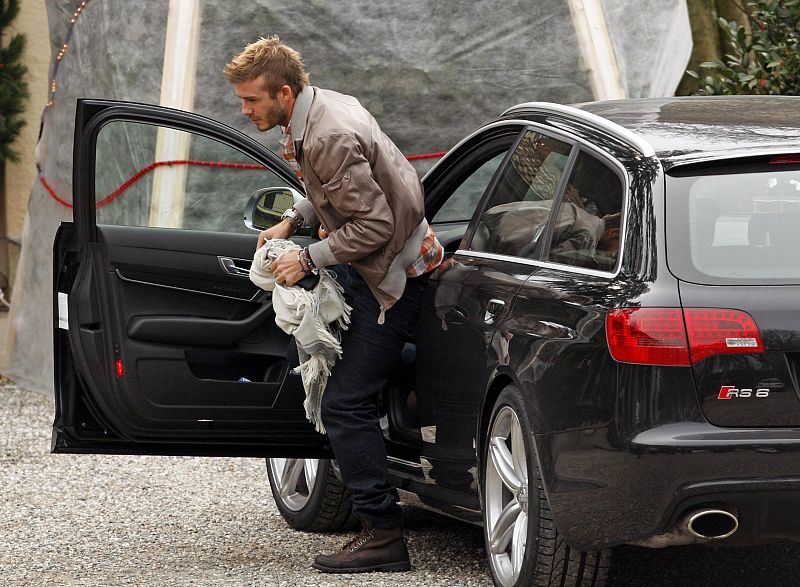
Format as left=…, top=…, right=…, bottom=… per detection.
left=224, top=36, right=309, bottom=97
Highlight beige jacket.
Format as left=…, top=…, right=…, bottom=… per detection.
left=291, top=87, right=428, bottom=311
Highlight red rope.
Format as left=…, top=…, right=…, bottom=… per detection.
left=40, top=176, right=73, bottom=209
left=405, top=151, right=447, bottom=161
left=41, top=152, right=445, bottom=209
left=95, top=159, right=265, bottom=208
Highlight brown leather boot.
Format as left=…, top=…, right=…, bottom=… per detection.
left=312, top=524, right=411, bottom=573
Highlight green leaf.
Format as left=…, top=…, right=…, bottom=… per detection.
left=0, top=0, right=29, bottom=162
left=0, top=0, right=21, bottom=29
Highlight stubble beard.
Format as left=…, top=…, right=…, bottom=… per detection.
left=263, top=104, right=289, bottom=132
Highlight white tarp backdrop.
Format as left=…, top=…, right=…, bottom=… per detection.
left=4, top=0, right=691, bottom=392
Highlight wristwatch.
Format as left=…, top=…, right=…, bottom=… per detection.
left=280, top=208, right=304, bottom=233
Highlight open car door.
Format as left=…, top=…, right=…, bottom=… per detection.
left=52, top=100, right=330, bottom=458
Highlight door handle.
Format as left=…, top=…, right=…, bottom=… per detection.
left=446, top=306, right=469, bottom=320
left=485, top=298, right=505, bottom=324
left=219, top=256, right=251, bottom=278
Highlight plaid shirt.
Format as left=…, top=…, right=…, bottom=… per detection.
left=406, top=225, right=444, bottom=277
left=280, top=125, right=304, bottom=183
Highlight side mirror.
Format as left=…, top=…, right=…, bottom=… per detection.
left=243, top=187, right=305, bottom=232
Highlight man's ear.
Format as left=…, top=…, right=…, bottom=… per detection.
left=279, top=84, right=294, bottom=101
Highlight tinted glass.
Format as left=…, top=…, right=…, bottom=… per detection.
left=667, top=164, right=800, bottom=283
left=469, top=131, right=572, bottom=257
left=545, top=150, right=624, bottom=271
left=432, top=151, right=506, bottom=224
left=95, top=120, right=290, bottom=233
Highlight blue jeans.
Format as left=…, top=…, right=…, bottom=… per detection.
left=321, top=265, right=427, bottom=528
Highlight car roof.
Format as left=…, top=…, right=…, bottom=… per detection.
left=508, top=96, right=800, bottom=170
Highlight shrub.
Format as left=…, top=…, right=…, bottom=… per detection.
left=0, top=0, right=28, bottom=162
left=688, top=0, right=800, bottom=95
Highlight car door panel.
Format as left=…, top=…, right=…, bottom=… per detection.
left=59, top=225, right=316, bottom=441
left=409, top=124, right=530, bottom=494
left=53, top=100, right=329, bottom=457
left=416, top=255, right=530, bottom=494
left=106, top=228, right=261, bottom=302
left=414, top=126, right=580, bottom=494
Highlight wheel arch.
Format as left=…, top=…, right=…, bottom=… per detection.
left=476, top=371, right=553, bottom=508
left=477, top=372, right=514, bottom=464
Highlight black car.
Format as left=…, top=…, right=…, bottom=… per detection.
left=54, top=95, right=800, bottom=586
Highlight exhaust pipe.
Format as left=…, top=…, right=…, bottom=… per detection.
left=686, top=507, right=739, bottom=540
left=629, top=504, right=739, bottom=548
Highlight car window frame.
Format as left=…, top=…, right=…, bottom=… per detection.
left=423, top=121, right=528, bottom=221
left=458, top=122, right=631, bottom=279
left=72, top=100, right=303, bottom=244
left=91, top=118, right=294, bottom=234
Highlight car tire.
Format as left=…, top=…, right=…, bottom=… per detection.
left=266, top=457, right=357, bottom=532
left=482, top=385, right=610, bottom=587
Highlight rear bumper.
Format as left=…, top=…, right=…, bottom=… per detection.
left=537, top=422, right=800, bottom=551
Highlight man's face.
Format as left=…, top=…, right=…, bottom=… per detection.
left=235, top=76, right=290, bottom=132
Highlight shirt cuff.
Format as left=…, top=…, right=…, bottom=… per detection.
left=292, top=198, right=318, bottom=226
left=307, top=239, right=338, bottom=269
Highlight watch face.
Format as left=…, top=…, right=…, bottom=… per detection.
left=281, top=209, right=301, bottom=228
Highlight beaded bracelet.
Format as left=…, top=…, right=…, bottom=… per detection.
left=302, top=247, right=318, bottom=274
left=297, top=250, right=310, bottom=274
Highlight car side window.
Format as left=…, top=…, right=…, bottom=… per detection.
left=544, top=150, right=624, bottom=271
left=469, top=131, right=572, bottom=258
left=94, top=120, right=291, bottom=233
left=432, top=151, right=507, bottom=224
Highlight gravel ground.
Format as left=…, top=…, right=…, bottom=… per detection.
left=3, top=377, right=800, bottom=586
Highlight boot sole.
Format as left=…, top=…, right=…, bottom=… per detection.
left=312, top=560, right=412, bottom=573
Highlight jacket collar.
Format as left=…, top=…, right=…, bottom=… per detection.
left=287, top=86, right=314, bottom=142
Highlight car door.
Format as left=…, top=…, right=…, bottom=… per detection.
left=53, top=99, right=329, bottom=458
left=414, top=126, right=577, bottom=495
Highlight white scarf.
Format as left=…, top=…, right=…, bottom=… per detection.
left=249, top=239, right=351, bottom=433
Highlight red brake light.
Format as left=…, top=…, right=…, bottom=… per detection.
left=115, top=359, right=124, bottom=378
left=769, top=155, right=800, bottom=165
left=606, top=308, right=690, bottom=366
left=683, top=308, right=764, bottom=364
left=607, top=307, right=764, bottom=366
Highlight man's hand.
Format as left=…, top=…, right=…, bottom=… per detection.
left=257, top=218, right=294, bottom=250
left=271, top=250, right=307, bottom=287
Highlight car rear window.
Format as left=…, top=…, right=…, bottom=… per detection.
left=667, top=161, right=800, bottom=284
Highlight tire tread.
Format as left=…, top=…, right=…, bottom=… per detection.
left=266, top=458, right=357, bottom=533
left=531, top=474, right=609, bottom=587
left=306, top=465, right=357, bottom=531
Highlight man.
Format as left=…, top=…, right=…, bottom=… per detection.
left=224, top=37, right=442, bottom=573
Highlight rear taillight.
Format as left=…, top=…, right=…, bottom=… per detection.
left=606, top=308, right=690, bottom=366
left=683, top=308, right=764, bottom=364
left=606, top=308, right=764, bottom=366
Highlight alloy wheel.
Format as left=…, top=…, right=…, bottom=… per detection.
left=485, top=405, right=529, bottom=586
left=267, top=457, right=320, bottom=512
